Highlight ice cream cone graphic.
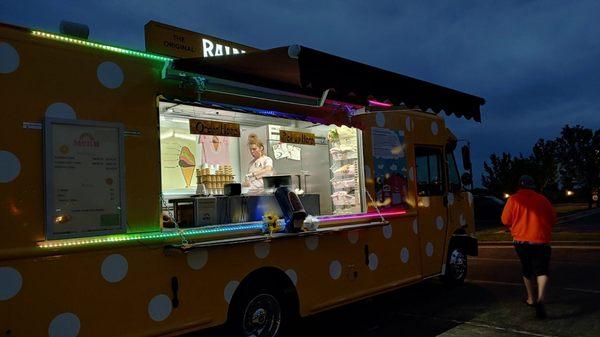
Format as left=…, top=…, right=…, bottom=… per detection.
left=180, top=166, right=195, bottom=188
left=211, top=136, right=220, bottom=151
left=178, top=146, right=196, bottom=188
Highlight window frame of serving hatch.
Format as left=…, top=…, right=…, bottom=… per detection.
left=157, top=100, right=370, bottom=225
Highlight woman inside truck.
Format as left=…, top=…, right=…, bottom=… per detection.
left=242, top=133, right=274, bottom=191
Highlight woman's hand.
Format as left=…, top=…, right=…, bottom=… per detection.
left=242, top=178, right=250, bottom=187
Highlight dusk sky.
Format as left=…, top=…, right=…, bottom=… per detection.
left=2, top=0, right=599, bottom=185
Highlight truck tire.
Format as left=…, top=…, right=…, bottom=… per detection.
left=441, top=246, right=467, bottom=286
left=228, top=285, right=289, bottom=337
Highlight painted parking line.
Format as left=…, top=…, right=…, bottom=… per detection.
left=471, top=257, right=600, bottom=266
left=479, top=245, right=600, bottom=249
left=397, top=312, right=559, bottom=337
left=467, top=279, right=600, bottom=294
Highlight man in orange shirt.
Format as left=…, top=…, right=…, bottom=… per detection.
left=501, top=175, right=556, bottom=319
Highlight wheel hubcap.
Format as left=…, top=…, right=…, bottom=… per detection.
left=243, top=293, right=281, bottom=337
left=449, top=249, right=467, bottom=280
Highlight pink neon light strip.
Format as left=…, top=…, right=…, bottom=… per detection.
left=318, top=210, right=407, bottom=222
left=368, top=99, right=393, bottom=107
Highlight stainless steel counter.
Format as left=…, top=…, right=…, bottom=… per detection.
left=168, top=194, right=321, bottom=227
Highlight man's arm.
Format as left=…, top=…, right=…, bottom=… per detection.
left=501, top=198, right=514, bottom=229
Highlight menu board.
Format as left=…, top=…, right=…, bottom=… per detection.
left=44, top=119, right=126, bottom=239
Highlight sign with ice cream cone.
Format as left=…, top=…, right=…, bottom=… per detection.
left=178, top=146, right=196, bottom=188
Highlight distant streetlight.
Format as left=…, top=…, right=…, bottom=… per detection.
left=503, top=193, right=510, bottom=199
left=566, top=190, right=574, bottom=196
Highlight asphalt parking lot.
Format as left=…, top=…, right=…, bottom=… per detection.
left=292, top=245, right=600, bottom=337
left=191, top=212, right=600, bottom=337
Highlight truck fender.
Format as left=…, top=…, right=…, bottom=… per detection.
left=450, top=234, right=478, bottom=256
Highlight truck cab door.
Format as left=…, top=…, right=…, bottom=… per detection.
left=415, top=146, right=449, bottom=277
left=446, top=148, right=476, bottom=236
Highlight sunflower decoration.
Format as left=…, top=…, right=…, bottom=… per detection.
left=262, top=212, right=283, bottom=234
left=327, top=128, right=339, bottom=142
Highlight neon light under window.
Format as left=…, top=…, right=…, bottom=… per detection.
left=38, top=222, right=264, bottom=248
left=368, top=99, right=393, bottom=107
left=318, top=210, right=407, bottom=223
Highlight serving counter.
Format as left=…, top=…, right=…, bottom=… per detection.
left=168, top=194, right=321, bottom=227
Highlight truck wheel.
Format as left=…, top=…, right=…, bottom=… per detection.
left=442, top=247, right=467, bottom=286
left=229, top=286, right=287, bottom=337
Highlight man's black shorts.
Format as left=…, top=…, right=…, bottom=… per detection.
left=514, top=242, right=551, bottom=278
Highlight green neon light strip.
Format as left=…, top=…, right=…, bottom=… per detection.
left=31, top=30, right=173, bottom=62
left=39, top=222, right=265, bottom=248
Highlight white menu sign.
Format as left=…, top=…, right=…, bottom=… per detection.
left=44, top=119, right=126, bottom=239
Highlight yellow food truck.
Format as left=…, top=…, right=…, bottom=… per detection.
left=0, top=20, right=484, bottom=337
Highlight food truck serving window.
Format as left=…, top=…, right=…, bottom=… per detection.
left=43, top=118, right=127, bottom=240
left=159, top=102, right=366, bottom=229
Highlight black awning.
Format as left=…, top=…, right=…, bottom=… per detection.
left=172, top=45, right=485, bottom=122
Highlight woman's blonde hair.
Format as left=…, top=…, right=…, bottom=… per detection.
left=247, top=133, right=265, bottom=154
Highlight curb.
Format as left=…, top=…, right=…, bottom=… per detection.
left=556, top=207, right=600, bottom=224
left=477, top=207, right=600, bottom=246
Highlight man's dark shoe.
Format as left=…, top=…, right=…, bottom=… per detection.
left=535, top=302, right=547, bottom=319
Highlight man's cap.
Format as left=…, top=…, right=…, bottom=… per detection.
left=519, top=175, right=536, bottom=189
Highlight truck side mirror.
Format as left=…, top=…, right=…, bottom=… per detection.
left=446, top=138, right=457, bottom=152
left=461, top=145, right=472, bottom=171
left=461, top=172, right=473, bottom=187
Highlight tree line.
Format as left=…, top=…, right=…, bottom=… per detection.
left=481, top=125, right=600, bottom=205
